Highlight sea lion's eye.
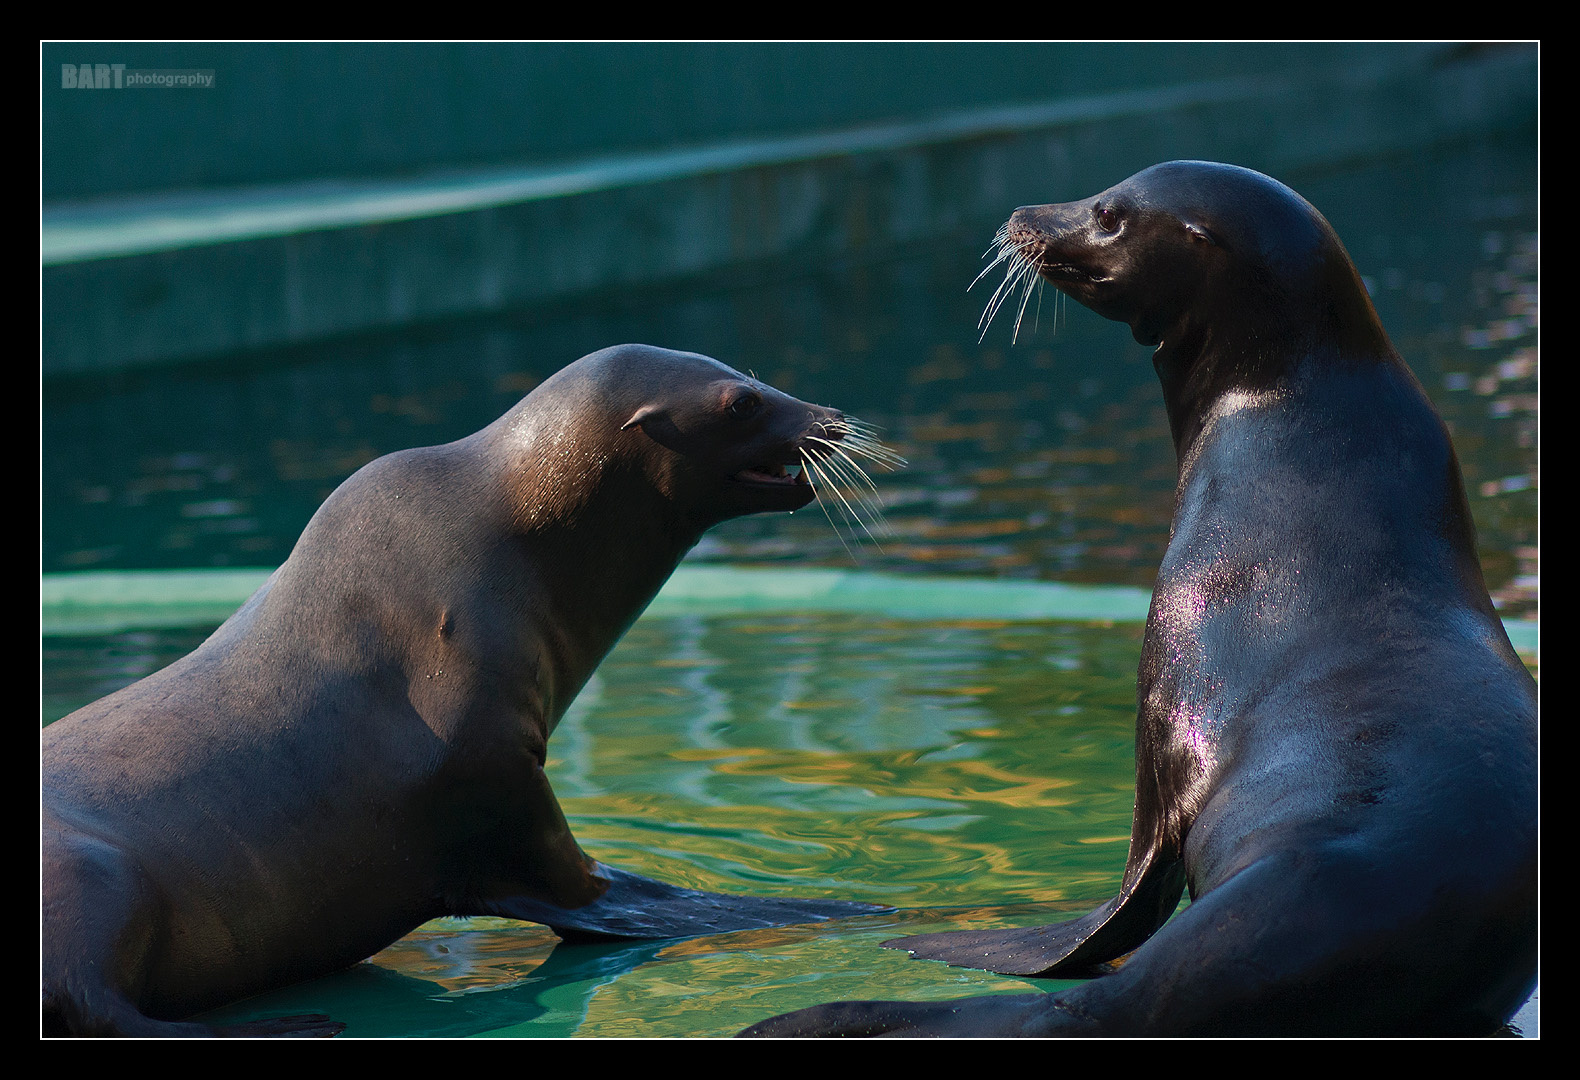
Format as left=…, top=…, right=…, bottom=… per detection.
left=1096, top=204, right=1121, bottom=232
left=729, top=393, right=762, bottom=419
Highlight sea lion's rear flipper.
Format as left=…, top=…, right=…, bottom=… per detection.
left=885, top=856, right=1186, bottom=977
left=738, top=992, right=1069, bottom=1038
left=884, top=899, right=1126, bottom=977
left=208, top=1014, right=346, bottom=1037
left=497, top=863, right=888, bottom=941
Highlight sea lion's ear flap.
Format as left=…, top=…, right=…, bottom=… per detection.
left=1184, top=221, right=1220, bottom=247
left=620, top=404, right=686, bottom=453
left=621, top=404, right=663, bottom=432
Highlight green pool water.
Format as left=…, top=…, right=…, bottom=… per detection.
left=47, top=605, right=1155, bottom=1037
left=41, top=570, right=1538, bottom=1037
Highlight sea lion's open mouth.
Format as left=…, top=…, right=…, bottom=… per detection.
left=726, top=457, right=817, bottom=514
left=1017, top=243, right=1104, bottom=285
left=1037, top=260, right=1106, bottom=285
left=733, top=463, right=809, bottom=487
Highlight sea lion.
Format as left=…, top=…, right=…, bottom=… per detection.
left=42, top=344, right=894, bottom=1037
left=743, top=162, right=1538, bottom=1037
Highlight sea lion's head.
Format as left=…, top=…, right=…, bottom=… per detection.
left=611, top=345, right=835, bottom=523
left=984, top=161, right=1381, bottom=357
left=511, top=345, right=899, bottom=537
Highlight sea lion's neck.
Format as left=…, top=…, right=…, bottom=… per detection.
left=491, top=422, right=702, bottom=724
left=525, top=489, right=698, bottom=621
left=521, top=518, right=694, bottom=728
left=1151, top=326, right=1291, bottom=462
left=1151, top=330, right=1217, bottom=459
left=1153, top=250, right=1393, bottom=465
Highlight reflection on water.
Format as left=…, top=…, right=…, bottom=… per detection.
left=551, top=615, right=1147, bottom=909
left=44, top=615, right=1150, bottom=907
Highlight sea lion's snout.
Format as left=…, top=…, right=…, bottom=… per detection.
left=1006, top=202, right=1111, bottom=284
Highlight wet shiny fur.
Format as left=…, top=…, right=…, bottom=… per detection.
left=43, top=345, right=891, bottom=1036
left=744, top=163, right=1537, bottom=1037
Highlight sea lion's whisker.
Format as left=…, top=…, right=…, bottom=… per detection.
left=814, top=419, right=907, bottom=472
left=977, top=260, right=1026, bottom=333
left=840, top=430, right=908, bottom=469
left=974, top=244, right=1024, bottom=322
left=810, top=429, right=904, bottom=497
left=968, top=234, right=1017, bottom=291
left=800, top=452, right=873, bottom=550
left=1011, top=262, right=1044, bottom=344
left=975, top=237, right=1046, bottom=343
left=816, top=461, right=890, bottom=534
left=978, top=253, right=1034, bottom=340
left=800, top=455, right=862, bottom=561
left=805, top=457, right=885, bottom=547
left=806, top=436, right=885, bottom=494
left=798, top=417, right=903, bottom=550
left=805, top=443, right=889, bottom=528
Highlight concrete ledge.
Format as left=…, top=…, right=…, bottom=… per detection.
left=41, top=47, right=1536, bottom=377
left=39, top=566, right=1539, bottom=660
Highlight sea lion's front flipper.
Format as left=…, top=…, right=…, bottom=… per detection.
left=469, top=762, right=886, bottom=939
left=886, top=855, right=1186, bottom=977
left=497, top=863, right=888, bottom=941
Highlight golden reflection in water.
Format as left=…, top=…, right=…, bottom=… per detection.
left=544, top=615, right=1147, bottom=917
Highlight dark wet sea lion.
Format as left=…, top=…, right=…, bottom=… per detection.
left=42, top=344, right=894, bottom=1037
left=742, top=162, right=1537, bottom=1037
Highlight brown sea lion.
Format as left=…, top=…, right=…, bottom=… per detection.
left=43, top=344, right=893, bottom=1036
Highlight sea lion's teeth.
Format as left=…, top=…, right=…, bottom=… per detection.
left=736, top=464, right=795, bottom=484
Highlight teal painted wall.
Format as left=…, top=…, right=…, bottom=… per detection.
left=42, top=41, right=1479, bottom=203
